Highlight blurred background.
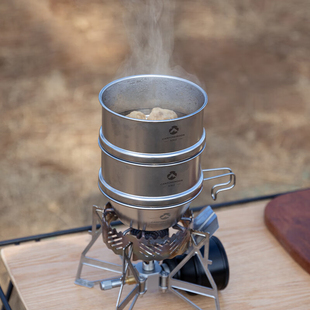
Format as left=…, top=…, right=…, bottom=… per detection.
left=0, top=0, right=309, bottom=242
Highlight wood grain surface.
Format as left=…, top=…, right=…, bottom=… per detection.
left=1, top=201, right=310, bottom=310
left=264, top=189, right=310, bottom=274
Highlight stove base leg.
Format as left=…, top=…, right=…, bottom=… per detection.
left=75, top=205, right=122, bottom=288
left=168, top=231, right=220, bottom=310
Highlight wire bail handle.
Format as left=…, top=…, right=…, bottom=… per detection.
left=202, top=168, right=236, bottom=200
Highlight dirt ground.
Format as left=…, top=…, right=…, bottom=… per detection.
left=0, top=0, right=309, bottom=243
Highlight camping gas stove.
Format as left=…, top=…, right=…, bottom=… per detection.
left=75, top=75, right=236, bottom=310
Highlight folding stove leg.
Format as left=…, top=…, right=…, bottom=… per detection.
left=168, top=231, right=220, bottom=310
left=116, top=243, right=146, bottom=310
left=75, top=205, right=122, bottom=288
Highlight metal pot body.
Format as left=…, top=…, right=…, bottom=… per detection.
left=99, top=75, right=207, bottom=154
left=98, top=75, right=208, bottom=230
left=98, top=168, right=204, bottom=207
left=98, top=127, right=206, bottom=164
left=99, top=145, right=204, bottom=199
left=100, top=191, right=201, bottom=231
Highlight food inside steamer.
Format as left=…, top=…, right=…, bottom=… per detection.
left=126, top=107, right=178, bottom=120
left=126, top=110, right=147, bottom=119
left=148, top=107, right=178, bottom=120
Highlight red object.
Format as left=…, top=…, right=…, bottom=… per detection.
left=264, top=189, right=310, bottom=274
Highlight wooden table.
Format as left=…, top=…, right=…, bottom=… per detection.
left=1, top=201, right=310, bottom=310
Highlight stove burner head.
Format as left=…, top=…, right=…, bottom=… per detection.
left=130, top=228, right=169, bottom=240
left=99, top=204, right=191, bottom=261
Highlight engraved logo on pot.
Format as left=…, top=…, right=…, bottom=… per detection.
left=169, top=125, right=179, bottom=135
left=167, top=171, right=177, bottom=180
left=160, top=213, right=171, bottom=220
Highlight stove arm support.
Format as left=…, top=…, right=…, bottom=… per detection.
left=167, top=231, right=220, bottom=310
left=75, top=205, right=122, bottom=288
left=166, top=207, right=221, bottom=310
left=203, top=168, right=236, bottom=200
left=115, top=243, right=146, bottom=310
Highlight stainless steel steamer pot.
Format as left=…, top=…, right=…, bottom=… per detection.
left=98, top=75, right=208, bottom=230
left=99, top=75, right=207, bottom=154
left=99, top=143, right=205, bottom=198
left=98, top=127, right=206, bottom=164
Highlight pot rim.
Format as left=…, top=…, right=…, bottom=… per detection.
left=100, top=185, right=203, bottom=210
left=98, top=74, right=208, bottom=122
left=100, top=142, right=205, bottom=167
left=98, top=169, right=204, bottom=207
left=99, top=127, right=206, bottom=163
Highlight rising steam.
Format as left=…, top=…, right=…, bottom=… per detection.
left=117, top=0, right=201, bottom=85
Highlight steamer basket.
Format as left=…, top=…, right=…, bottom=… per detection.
left=98, top=169, right=204, bottom=207
left=99, top=144, right=205, bottom=198
left=99, top=127, right=206, bottom=164
left=99, top=75, right=207, bottom=154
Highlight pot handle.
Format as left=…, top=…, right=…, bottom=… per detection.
left=202, top=167, right=236, bottom=200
